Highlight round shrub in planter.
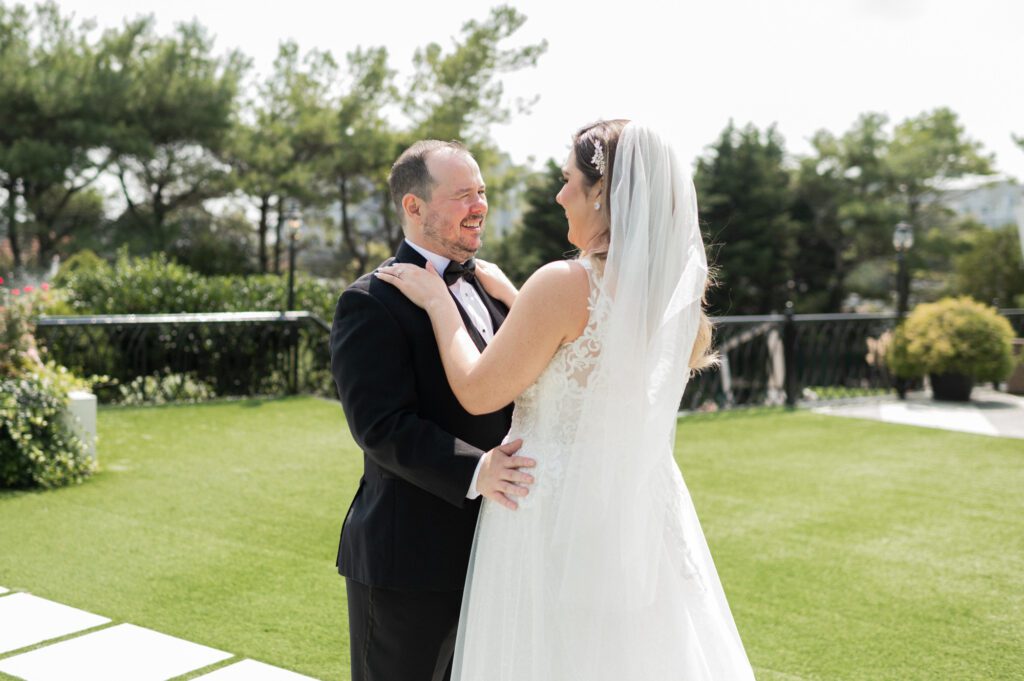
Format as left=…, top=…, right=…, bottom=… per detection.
left=888, top=297, right=1015, bottom=401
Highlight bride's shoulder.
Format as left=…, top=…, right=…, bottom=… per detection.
left=522, top=259, right=590, bottom=299
left=513, top=260, right=591, bottom=333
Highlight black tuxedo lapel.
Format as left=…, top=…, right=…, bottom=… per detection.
left=392, top=242, right=488, bottom=351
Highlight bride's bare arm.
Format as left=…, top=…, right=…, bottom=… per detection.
left=377, top=260, right=590, bottom=414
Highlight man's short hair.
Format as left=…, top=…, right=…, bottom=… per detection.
left=388, top=140, right=468, bottom=218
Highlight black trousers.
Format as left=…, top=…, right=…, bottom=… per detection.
left=346, top=578, right=463, bottom=681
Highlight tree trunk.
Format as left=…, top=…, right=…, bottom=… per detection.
left=258, top=194, right=270, bottom=273
left=339, top=175, right=369, bottom=276
left=5, top=179, right=22, bottom=269
left=152, top=183, right=168, bottom=250
left=383, top=188, right=402, bottom=253
left=273, top=198, right=284, bottom=275
left=827, top=239, right=847, bottom=312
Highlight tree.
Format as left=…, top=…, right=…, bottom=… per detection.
left=226, top=40, right=337, bottom=273
left=405, top=5, right=546, bottom=145
left=886, top=108, right=995, bottom=298
left=695, top=122, right=796, bottom=315
left=325, top=46, right=399, bottom=277
left=113, top=19, right=247, bottom=251
left=489, top=160, right=570, bottom=285
left=953, top=224, right=1024, bottom=307
left=791, top=113, right=901, bottom=311
left=0, top=2, right=119, bottom=268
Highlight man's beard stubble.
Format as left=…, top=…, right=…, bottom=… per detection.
left=422, top=213, right=481, bottom=263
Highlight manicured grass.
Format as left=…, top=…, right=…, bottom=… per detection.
left=1, top=398, right=1022, bottom=680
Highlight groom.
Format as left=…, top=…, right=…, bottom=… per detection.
left=330, top=140, right=535, bottom=681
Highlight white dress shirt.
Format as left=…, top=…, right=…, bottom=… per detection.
left=404, top=240, right=492, bottom=499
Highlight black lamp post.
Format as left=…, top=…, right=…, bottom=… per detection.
left=893, top=221, right=914, bottom=399
left=286, top=208, right=302, bottom=311
left=893, top=221, right=914, bottom=319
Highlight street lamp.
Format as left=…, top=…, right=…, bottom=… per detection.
left=286, top=208, right=302, bottom=311
left=892, top=221, right=914, bottom=399
left=892, top=221, right=914, bottom=320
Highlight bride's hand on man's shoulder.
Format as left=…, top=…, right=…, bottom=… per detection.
left=375, top=262, right=450, bottom=311
left=474, top=259, right=518, bottom=308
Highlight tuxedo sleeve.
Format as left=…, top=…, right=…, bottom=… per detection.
left=330, top=286, right=483, bottom=508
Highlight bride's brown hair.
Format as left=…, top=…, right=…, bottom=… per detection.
left=572, top=119, right=718, bottom=372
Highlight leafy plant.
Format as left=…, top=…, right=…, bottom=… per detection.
left=115, top=372, right=217, bottom=406
left=888, top=297, right=1015, bottom=381
left=0, top=371, right=95, bottom=489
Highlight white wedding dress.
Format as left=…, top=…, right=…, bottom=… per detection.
left=451, top=124, right=755, bottom=680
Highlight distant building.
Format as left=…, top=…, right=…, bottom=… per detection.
left=942, top=175, right=1023, bottom=229
left=941, top=175, right=1024, bottom=259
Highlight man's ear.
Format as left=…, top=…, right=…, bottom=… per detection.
left=402, top=193, right=422, bottom=222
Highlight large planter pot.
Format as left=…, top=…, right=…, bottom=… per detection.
left=1008, top=339, right=1024, bottom=395
left=62, top=390, right=98, bottom=463
left=929, top=372, right=974, bottom=402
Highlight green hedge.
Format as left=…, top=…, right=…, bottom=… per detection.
left=52, top=250, right=343, bottom=321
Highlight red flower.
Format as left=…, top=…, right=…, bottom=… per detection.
left=23, top=285, right=33, bottom=293
left=0, top=276, right=4, bottom=284
left=11, top=289, right=20, bottom=296
left=41, top=282, right=50, bottom=291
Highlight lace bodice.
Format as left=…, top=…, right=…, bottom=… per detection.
left=505, top=257, right=609, bottom=506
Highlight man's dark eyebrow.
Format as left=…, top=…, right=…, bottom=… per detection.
left=453, top=185, right=486, bottom=195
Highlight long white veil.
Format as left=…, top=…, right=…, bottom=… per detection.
left=453, top=122, right=754, bottom=680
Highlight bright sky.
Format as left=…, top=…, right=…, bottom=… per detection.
left=55, top=0, right=1024, bottom=180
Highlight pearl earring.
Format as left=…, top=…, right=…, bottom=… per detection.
left=594, top=201, right=601, bottom=210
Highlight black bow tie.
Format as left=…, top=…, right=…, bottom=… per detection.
left=443, top=258, right=476, bottom=286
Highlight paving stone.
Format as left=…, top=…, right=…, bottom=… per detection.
left=0, top=623, right=231, bottom=681
left=0, top=593, right=109, bottom=654
left=194, top=659, right=320, bottom=680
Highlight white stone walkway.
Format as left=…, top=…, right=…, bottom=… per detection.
left=811, top=388, right=1024, bottom=439
left=0, top=589, right=319, bottom=681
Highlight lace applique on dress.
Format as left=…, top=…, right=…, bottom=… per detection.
left=502, top=257, right=609, bottom=508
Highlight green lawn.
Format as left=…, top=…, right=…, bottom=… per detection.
left=1, top=398, right=1022, bottom=680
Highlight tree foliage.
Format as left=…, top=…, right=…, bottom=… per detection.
left=695, top=122, right=795, bottom=315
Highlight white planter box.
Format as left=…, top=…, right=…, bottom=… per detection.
left=63, top=391, right=97, bottom=463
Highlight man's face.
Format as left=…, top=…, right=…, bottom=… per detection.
left=417, top=150, right=488, bottom=262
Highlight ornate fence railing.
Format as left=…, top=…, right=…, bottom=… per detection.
left=36, top=312, right=333, bottom=404
left=36, top=308, right=1024, bottom=409
left=682, top=308, right=1024, bottom=411
left=682, top=311, right=895, bottom=411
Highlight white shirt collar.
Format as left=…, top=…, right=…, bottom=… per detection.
left=404, top=239, right=451, bottom=279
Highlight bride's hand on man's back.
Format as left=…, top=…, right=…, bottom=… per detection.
left=474, top=259, right=518, bottom=308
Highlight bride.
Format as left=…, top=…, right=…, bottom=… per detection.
left=377, top=120, right=755, bottom=680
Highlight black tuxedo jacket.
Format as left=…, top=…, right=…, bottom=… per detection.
left=330, top=241, right=514, bottom=591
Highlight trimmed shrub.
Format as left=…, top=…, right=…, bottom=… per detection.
left=53, top=250, right=341, bottom=321
left=889, top=297, right=1015, bottom=381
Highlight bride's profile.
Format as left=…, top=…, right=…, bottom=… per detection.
left=378, top=120, right=755, bottom=679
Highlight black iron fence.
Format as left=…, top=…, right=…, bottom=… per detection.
left=36, top=309, right=1024, bottom=409
left=36, top=312, right=333, bottom=404
left=1003, top=308, right=1024, bottom=336
left=683, top=308, right=1024, bottom=411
